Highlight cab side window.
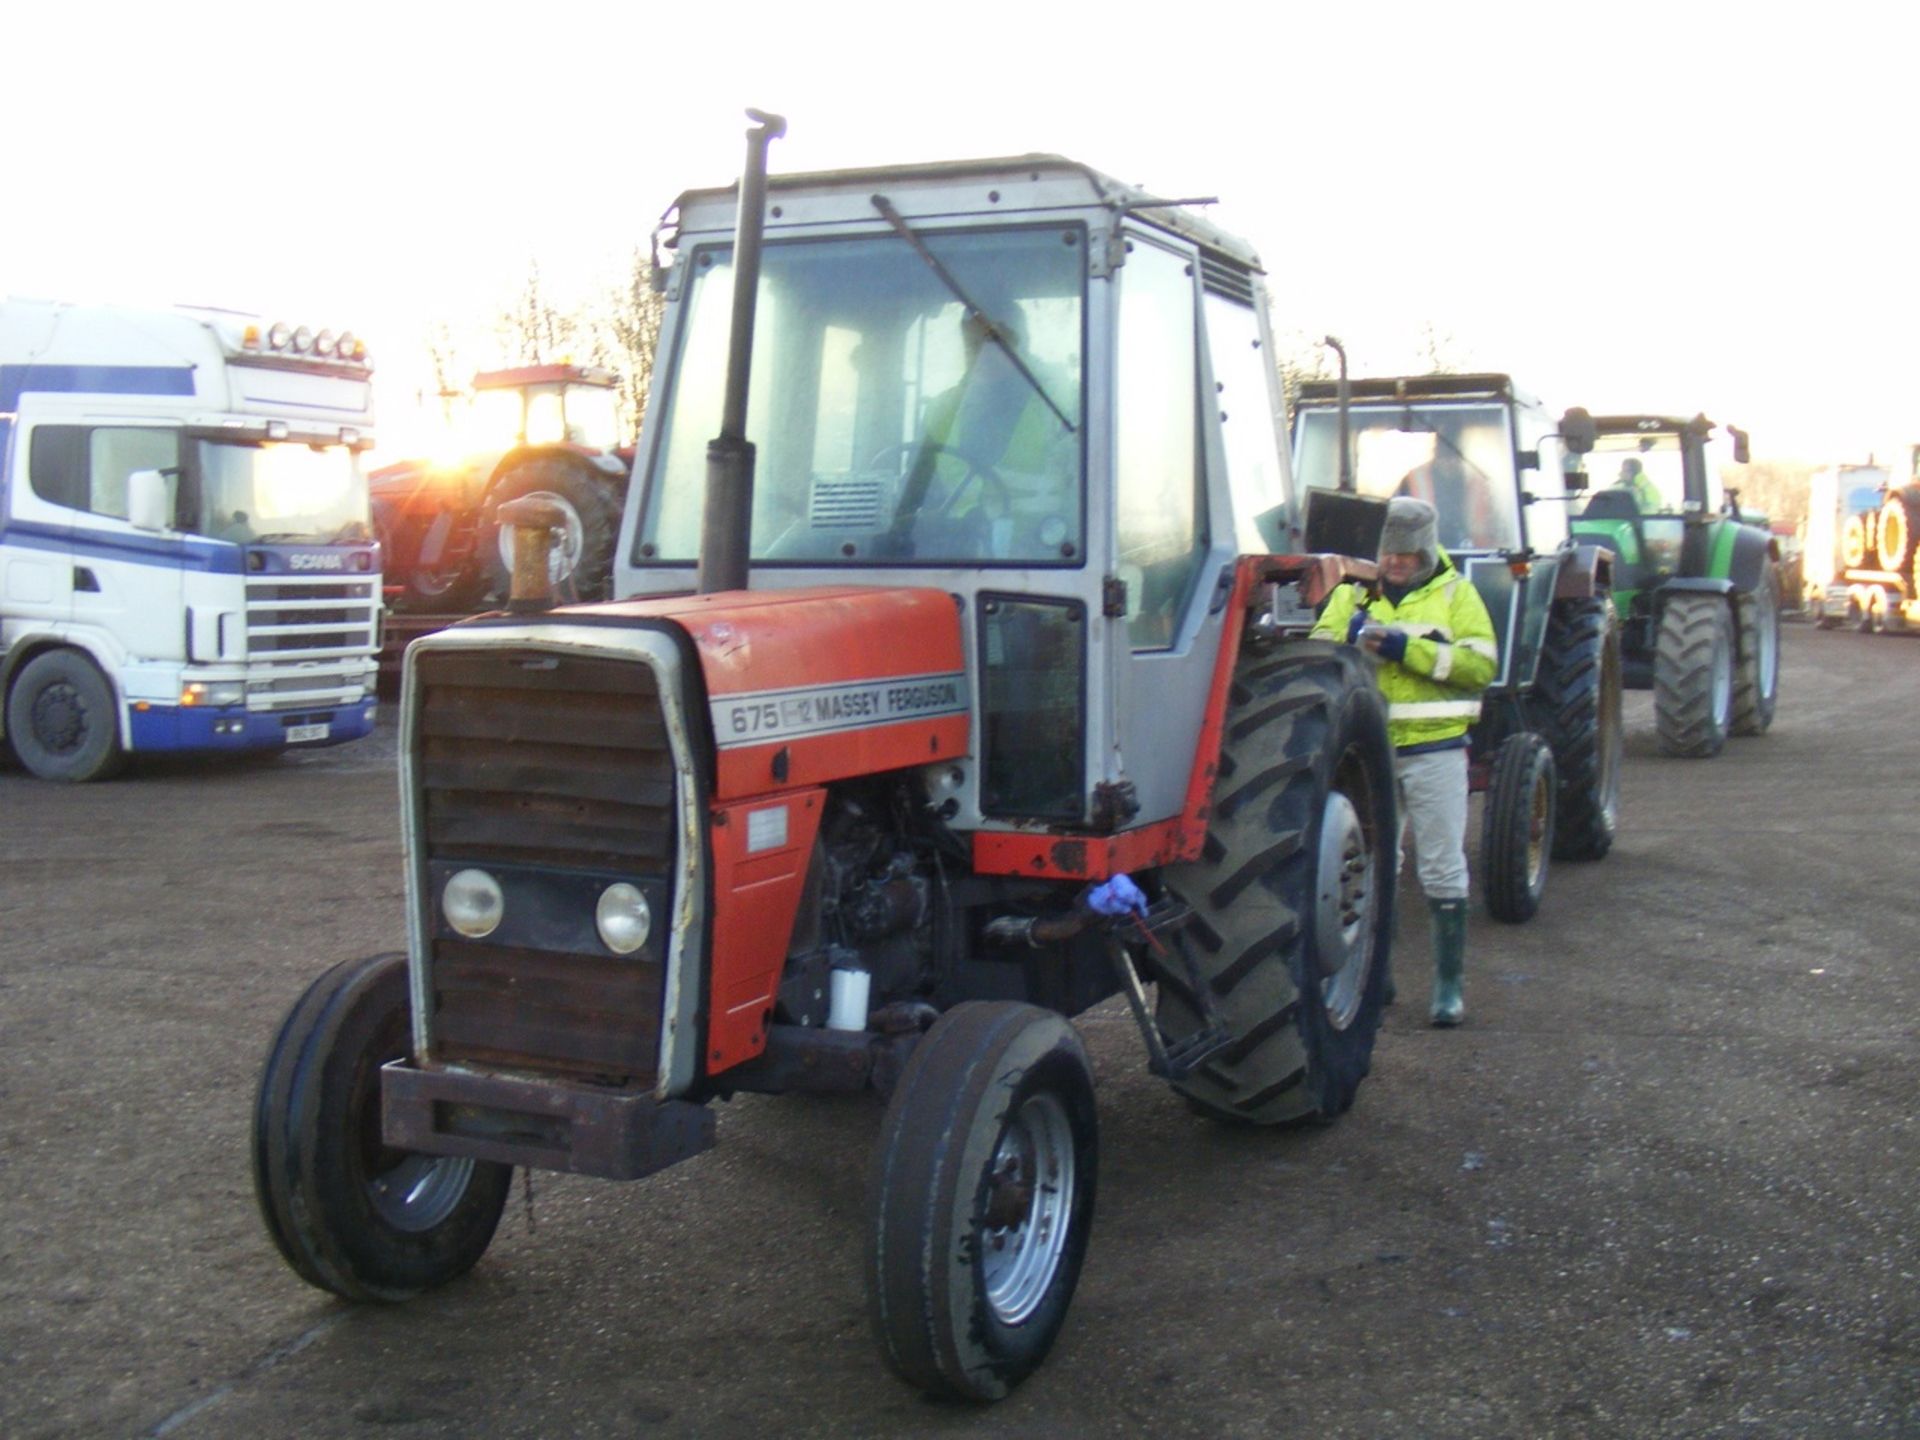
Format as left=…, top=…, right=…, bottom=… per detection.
left=30, top=426, right=178, bottom=521
left=1116, top=239, right=1207, bottom=649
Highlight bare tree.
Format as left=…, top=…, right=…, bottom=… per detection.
left=598, top=249, right=666, bottom=443
left=496, top=261, right=580, bottom=366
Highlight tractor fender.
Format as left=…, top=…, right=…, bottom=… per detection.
left=1552, top=543, right=1614, bottom=600
left=1721, top=522, right=1779, bottom=594
left=1658, top=576, right=1736, bottom=598
left=482, top=443, right=629, bottom=497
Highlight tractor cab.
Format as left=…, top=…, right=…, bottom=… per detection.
left=1569, top=414, right=1751, bottom=595
left=468, top=364, right=622, bottom=454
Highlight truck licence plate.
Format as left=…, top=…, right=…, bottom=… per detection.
left=286, top=723, right=330, bottom=744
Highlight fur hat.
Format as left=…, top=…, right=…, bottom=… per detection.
left=1379, top=496, right=1439, bottom=581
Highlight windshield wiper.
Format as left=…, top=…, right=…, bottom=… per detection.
left=869, top=192, right=1075, bottom=435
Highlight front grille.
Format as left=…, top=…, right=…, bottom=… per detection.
left=413, top=645, right=679, bottom=1082
left=243, top=573, right=379, bottom=689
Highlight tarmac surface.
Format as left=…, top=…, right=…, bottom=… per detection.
left=1, top=621, right=1915, bottom=1438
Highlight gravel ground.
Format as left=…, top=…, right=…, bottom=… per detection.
left=0, top=621, right=1914, bottom=1438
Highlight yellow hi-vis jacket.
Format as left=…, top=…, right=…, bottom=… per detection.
left=1310, top=553, right=1499, bottom=751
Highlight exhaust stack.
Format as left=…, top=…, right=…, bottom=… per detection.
left=698, top=108, right=787, bottom=595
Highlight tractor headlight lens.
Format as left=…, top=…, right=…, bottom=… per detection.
left=595, top=883, right=652, bottom=955
left=313, top=329, right=336, bottom=357
left=442, top=868, right=504, bottom=939
left=291, top=325, right=314, bottom=354
left=267, top=321, right=292, bottom=350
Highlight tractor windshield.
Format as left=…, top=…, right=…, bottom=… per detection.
left=639, top=225, right=1085, bottom=567
left=190, top=439, right=369, bottom=544
left=1583, top=433, right=1687, bottom=516
left=1293, top=403, right=1518, bottom=552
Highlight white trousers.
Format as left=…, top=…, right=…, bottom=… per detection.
left=1394, top=747, right=1470, bottom=902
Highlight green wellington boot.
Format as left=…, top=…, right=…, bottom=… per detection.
left=1429, top=897, right=1468, bottom=1027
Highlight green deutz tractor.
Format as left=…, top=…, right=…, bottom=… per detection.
left=1567, top=414, right=1780, bottom=758
left=1291, top=373, right=1624, bottom=924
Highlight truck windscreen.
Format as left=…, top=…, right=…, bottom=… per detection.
left=191, top=439, right=369, bottom=544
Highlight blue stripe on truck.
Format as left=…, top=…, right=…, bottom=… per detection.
left=0, top=364, right=197, bottom=410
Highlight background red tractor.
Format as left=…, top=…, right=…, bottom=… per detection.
left=371, top=363, right=632, bottom=618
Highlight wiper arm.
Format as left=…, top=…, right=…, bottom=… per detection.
left=870, top=192, right=1075, bottom=435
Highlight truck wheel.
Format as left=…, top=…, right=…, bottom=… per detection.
left=252, top=952, right=511, bottom=1302
left=5, top=649, right=126, bottom=782
left=1876, top=488, right=1920, bottom=575
left=1481, top=733, right=1555, bottom=924
left=867, top=1002, right=1097, bottom=1403
left=1159, top=643, right=1394, bottom=1125
left=479, top=458, right=621, bottom=605
left=1654, top=594, right=1734, bottom=758
left=1532, top=596, right=1623, bottom=861
left=1732, top=557, right=1782, bottom=735
left=1841, top=512, right=1872, bottom=570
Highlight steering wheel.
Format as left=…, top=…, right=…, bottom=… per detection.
left=867, top=441, right=1010, bottom=521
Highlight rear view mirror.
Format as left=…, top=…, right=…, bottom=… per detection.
left=127, top=469, right=172, bottom=532
left=1730, top=426, right=1751, bottom=465
left=1302, top=486, right=1387, bottom=561
left=1562, top=455, right=1590, bottom=494
left=1559, top=407, right=1596, bottom=455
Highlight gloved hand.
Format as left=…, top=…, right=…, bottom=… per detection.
left=1345, top=610, right=1368, bottom=644
left=1359, top=623, right=1409, bottom=663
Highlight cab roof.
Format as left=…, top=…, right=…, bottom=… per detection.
left=667, top=153, right=1263, bottom=272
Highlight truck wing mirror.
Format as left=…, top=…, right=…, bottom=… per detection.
left=127, top=468, right=173, bottom=532
left=1558, top=407, right=1596, bottom=455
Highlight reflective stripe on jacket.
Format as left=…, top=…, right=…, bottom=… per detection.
left=1310, top=553, right=1498, bottom=749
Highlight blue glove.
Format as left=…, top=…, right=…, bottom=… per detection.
left=1086, top=873, right=1149, bottom=918
left=1375, top=628, right=1409, bottom=663
left=1345, top=610, right=1368, bottom=644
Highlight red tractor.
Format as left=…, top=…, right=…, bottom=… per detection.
left=370, top=363, right=631, bottom=618
left=255, top=116, right=1400, bottom=1401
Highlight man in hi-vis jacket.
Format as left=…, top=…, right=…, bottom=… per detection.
left=1312, top=497, right=1497, bottom=1025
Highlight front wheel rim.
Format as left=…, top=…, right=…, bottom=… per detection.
left=31, top=681, right=90, bottom=754
left=355, top=1064, right=474, bottom=1231
left=979, top=1092, right=1075, bottom=1326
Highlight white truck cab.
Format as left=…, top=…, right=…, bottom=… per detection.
left=1, top=299, right=382, bottom=780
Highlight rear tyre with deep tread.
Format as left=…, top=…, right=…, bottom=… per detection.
left=1481, top=732, right=1555, bottom=924
left=1654, top=594, right=1735, bottom=758
left=1532, top=596, right=1622, bottom=860
left=1732, top=556, right=1782, bottom=735
left=252, top=952, right=512, bottom=1302
left=1876, top=487, right=1920, bottom=576
left=1158, top=643, right=1394, bottom=1126
left=867, top=1002, right=1097, bottom=1403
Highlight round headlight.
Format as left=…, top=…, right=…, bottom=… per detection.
left=313, top=328, right=336, bottom=357
left=442, top=868, right=504, bottom=938
left=267, top=321, right=292, bottom=350
left=336, top=330, right=356, bottom=359
left=596, top=883, right=652, bottom=955
left=291, top=325, right=313, bottom=354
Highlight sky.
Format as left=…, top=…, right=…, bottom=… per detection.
left=5, top=1, right=1915, bottom=465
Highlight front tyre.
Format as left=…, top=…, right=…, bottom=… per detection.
left=252, top=952, right=512, bottom=1302
left=1654, top=594, right=1735, bottom=758
left=1732, top=557, right=1782, bottom=735
left=867, top=1002, right=1098, bottom=1403
left=1480, top=732, right=1556, bottom=924
left=5, top=649, right=125, bottom=782
left=1159, top=643, right=1394, bottom=1125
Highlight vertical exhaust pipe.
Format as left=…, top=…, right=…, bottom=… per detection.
left=1322, top=335, right=1353, bottom=493
left=698, top=108, right=787, bottom=595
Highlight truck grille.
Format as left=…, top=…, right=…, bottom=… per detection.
left=243, top=573, right=379, bottom=709
left=411, top=645, right=678, bottom=1083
